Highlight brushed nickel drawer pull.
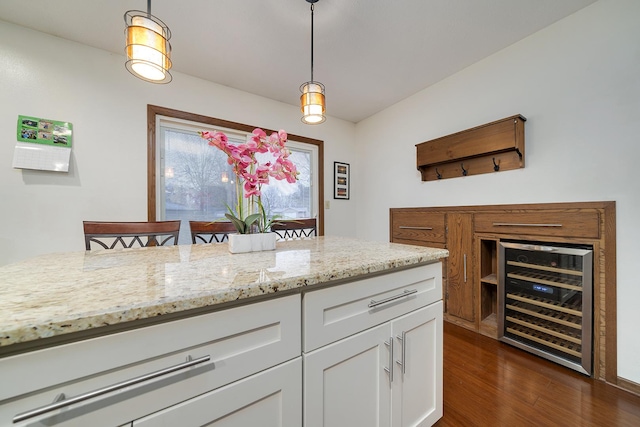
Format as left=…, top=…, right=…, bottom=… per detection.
left=368, top=289, right=418, bottom=308
left=398, top=226, right=433, bottom=230
left=492, top=223, right=562, bottom=227
left=13, top=354, right=211, bottom=423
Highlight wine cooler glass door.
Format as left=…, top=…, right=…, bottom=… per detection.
left=498, top=241, right=593, bottom=375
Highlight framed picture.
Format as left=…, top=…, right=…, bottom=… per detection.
left=334, top=161, right=350, bottom=200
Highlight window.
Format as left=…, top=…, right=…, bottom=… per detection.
left=147, top=106, right=324, bottom=244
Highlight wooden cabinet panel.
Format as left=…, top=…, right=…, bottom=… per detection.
left=445, top=213, right=475, bottom=323
left=474, top=210, right=600, bottom=239
left=392, top=238, right=446, bottom=249
left=391, top=211, right=446, bottom=244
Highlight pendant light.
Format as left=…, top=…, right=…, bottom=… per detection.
left=300, top=0, right=326, bottom=124
left=124, top=0, right=172, bottom=83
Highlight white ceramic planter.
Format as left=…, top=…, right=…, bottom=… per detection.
left=228, top=233, right=277, bottom=254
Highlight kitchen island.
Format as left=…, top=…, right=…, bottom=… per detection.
left=0, top=236, right=447, bottom=426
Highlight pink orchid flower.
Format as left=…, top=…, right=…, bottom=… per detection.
left=199, top=127, right=299, bottom=233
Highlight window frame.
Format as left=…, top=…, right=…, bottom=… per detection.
left=147, top=105, right=324, bottom=235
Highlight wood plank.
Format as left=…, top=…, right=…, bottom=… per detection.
left=446, top=213, right=475, bottom=322
left=435, top=322, right=640, bottom=426
left=416, top=115, right=524, bottom=165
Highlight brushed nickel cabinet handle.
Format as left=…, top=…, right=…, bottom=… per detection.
left=13, top=355, right=211, bottom=423
left=464, top=254, right=467, bottom=283
left=384, top=337, right=394, bottom=383
left=395, top=331, right=407, bottom=374
left=398, top=226, right=433, bottom=230
left=368, top=289, right=418, bottom=308
left=492, top=223, right=562, bottom=227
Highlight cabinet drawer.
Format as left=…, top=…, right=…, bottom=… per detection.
left=474, top=211, right=600, bottom=239
left=303, top=263, right=442, bottom=352
left=393, top=238, right=446, bottom=249
left=391, top=211, right=446, bottom=243
left=1, top=295, right=300, bottom=426
left=133, top=358, right=302, bottom=426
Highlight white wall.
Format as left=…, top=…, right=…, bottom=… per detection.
left=355, top=0, right=640, bottom=384
left=0, top=20, right=358, bottom=266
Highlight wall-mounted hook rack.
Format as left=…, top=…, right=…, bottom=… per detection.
left=416, top=114, right=526, bottom=181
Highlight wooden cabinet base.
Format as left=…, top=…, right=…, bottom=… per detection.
left=390, top=201, right=616, bottom=387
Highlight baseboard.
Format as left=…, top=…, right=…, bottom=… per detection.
left=616, top=376, right=640, bottom=397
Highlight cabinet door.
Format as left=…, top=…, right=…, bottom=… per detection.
left=133, top=358, right=301, bottom=427
left=391, top=302, right=443, bottom=427
left=304, top=323, right=392, bottom=427
left=446, top=213, right=475, bottom=323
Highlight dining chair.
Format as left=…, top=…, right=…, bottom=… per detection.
left=189, top=221, right=238, bottom=244
left=270, top=218, right=317, bottom=240
left=83, top=220, right=181, bottom=250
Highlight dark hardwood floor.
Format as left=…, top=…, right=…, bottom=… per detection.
left=435, top=322, right=640, bottom=427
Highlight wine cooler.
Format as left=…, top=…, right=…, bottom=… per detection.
left=498, top=241, right=593, bottom=375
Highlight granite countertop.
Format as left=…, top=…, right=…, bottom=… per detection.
left=0, top=236, right=448, bottom=349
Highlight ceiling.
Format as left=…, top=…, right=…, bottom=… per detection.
left=0, top=0, right=597, bottom=123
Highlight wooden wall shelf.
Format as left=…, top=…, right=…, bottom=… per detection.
left=416, top=114, right=526, bottom=181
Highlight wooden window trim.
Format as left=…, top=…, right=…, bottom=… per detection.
left=147, top=105, right=325, bottom=235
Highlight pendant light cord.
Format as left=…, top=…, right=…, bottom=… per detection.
left=147, top=0, right=151, bottom=17
left=310, top=3, right=314, bottom=83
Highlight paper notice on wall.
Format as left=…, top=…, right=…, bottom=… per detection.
left=12, top=115, right=72, bottom=172
left=13, top=141, right=71, bottom=172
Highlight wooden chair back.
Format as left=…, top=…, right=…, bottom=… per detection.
left=189, top=221, right=237, bottom=244
left=83, top=221, right=181, bottom=250
left=270, top=218, right=317, bottom=240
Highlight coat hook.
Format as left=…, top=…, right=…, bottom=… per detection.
left=492, top=157, right=500, bottom=171
left=435, top=168, right=442, bottom=179
left=461, top=163, right=468, bottom=176
left=515, top=148, right=523, bottom=159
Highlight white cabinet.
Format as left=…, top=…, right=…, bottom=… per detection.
left=1, top=262, right=443, bottom=427
left=303, top=262, right=443, bottom=427
left=133, top=358, right=301, bottom=427
left=303, top=263, right=442, bottom=352
left=390, top=302, right=443, bottom=427
left=304, top=303, right=442, bottom=427
left=1, top=295, right=300, bottom=426
left=304, top=322, right=392, bottom=427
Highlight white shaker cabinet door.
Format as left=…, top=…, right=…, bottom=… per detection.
left=391, top=301, right=443, bottom=427
left=304, top=323, right=392, bottom=427
left=133, top=357, right=302, bottom=427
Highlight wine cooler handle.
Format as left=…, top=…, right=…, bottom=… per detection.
left=13, top=355, right=211, bottom=423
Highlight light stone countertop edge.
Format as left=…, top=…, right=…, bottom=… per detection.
left=0, top=237, right=448, bottom=350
